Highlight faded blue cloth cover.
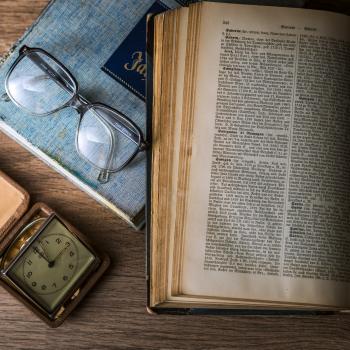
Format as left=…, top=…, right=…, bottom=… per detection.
left=0, top=0, right=183, bottom=228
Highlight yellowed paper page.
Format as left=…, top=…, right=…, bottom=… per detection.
left=181, top=2, right=350, bottom=307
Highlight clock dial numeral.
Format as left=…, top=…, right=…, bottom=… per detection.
left=69, top=264, right=74, bottom=270
left=63, top=275, right=68, bottom=281
left=32, top=282, right=37, bottom=287
left=70, top=251, right=75, bottom=257
left=56, top=238, right=62, bottom=244
left=52, top=283, right=57, bottom=288
left=27, top=260, right=32, bottom=266
left=41, top=285, right=47, bottom=291
left=26, top=271, right=32, bottom=279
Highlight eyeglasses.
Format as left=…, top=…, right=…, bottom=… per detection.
left=3, top=46, right=147, bottom=184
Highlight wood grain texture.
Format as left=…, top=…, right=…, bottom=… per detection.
left=0, top=1, right=349, bottom=349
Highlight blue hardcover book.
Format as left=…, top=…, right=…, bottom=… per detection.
left=0, top=0, right=187, bottom=229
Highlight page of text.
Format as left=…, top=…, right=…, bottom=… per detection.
left=181, top=2, right=350, bottom=306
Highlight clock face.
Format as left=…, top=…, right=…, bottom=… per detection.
left=22, top=233, right=79, bottom=295
left=6, top=216, right=97, bottom=315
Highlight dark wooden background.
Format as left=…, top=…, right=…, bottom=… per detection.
left=0, top=1, right=349, bottom=349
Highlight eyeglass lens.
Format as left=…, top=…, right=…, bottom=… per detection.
left=6, top=51, right=76, bottom=115
left=77, top=106, right=140, bottom=172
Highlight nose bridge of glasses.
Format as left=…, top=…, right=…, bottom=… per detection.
left=69, top=94, right=89, bottom=113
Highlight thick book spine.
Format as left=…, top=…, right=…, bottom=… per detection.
left=145, top=13, right=156, bottom=311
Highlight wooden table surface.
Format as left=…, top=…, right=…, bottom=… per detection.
left=0, top=1, right=349, bottom=349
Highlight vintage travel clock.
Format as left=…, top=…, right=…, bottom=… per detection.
left=0, top=170, right=110, bottom=327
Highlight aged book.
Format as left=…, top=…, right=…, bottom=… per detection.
left=0, top=0, right=188, bottom=229
left=147, top=1, right=350, bottom=312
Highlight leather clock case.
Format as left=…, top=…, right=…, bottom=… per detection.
left=0, top=170, right=29, bottom=250
left=0, top=170, right=110, bottom=327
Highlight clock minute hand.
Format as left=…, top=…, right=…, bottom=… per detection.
left=50, top=243, right=70, bottom=265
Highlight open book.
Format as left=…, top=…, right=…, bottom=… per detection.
left=148, top=1, right=350, bottom=311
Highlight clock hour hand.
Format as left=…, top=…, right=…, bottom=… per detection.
left=33, top=246, right=50, bottom=264
left=38, top=240, right=50, bottom=261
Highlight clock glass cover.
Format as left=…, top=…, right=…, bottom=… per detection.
left=3, top=215, right=97, bottom=316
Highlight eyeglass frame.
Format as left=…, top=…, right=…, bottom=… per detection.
left=3, top=45, right=148, bottom=184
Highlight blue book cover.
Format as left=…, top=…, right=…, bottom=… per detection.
left=0, top=0, right=187, bottom=229
left=102, top=1, right=170, bottom=100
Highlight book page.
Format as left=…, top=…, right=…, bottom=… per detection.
left=180, top=2, right=350, bottom=307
